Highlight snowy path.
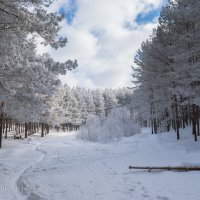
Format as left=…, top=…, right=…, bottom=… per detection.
left=16, top=139, right=52, bottom=200
left=0, top=128, right=200, bottom=200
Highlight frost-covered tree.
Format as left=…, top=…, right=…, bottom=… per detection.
left=103, top=89, right=118, bottom=116
left=0, top=0, right=78, bottom=147
left=54, top=87, right=132, bottom=131
left=84, top=90, right=96, bottom=115
left=132, top=0, right=200, bottom=141
left=92, top=89, right=105, bottom=116
left=72, top=87, right=87, bottom=123
left=0, top=0, right=66, bottom=48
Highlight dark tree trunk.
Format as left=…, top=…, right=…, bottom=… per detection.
left=192, top=104, right=197, bottom=141
left=0, top=102, right=4, bottom=148
left=8, top=119, right=11, bottom=132
left=153, top=118, right=157, bottom=134
left=2, top=116, right=5, bottom=135
left=25, top=123, right=28, bottom=138
left=18, top=123, right=20, bottom=134
left=196, top=106, right=199, bottom=136
left=41, top=123, right=44, bottom=137
left=174, top=95, right=180, bottom=140
left=46, top=124, right=49, bottom=134
left=0, top=113, right=3, bottom=148
left=5, top=118, right=8, bottom=139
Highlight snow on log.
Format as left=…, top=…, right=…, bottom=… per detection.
left=129, top=166, right=200, bottom=172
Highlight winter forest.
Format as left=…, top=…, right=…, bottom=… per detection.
left=1, top=0, right=200, bottom=200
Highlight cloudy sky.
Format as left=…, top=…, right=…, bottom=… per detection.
left=38, top=0, right=168, bottom=88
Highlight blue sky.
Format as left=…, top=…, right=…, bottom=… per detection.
left=136, top=7, right=161, bottom=24
left=136, top=0, right=168, bottom=24
left=41, top=0, right=169, bottom=88
left=59, top=0, right=168, bottom=26
left=59, top=0, right=77, bottom=25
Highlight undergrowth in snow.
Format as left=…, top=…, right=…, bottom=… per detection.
left=77, top=107, right=141, bottom=143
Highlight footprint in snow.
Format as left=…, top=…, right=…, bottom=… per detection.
left=128, top=188, right=135, bottom=192
left=142, top=193, right=150, bottom=198
left=157, top=195, right=170, bottom=200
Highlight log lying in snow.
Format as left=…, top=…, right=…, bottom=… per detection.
left=129, top=166, right=200, bottom=172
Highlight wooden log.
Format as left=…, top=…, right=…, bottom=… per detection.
left=129, top=166, right=200, bottom=172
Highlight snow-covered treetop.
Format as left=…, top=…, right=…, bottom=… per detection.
left=0, top=0, right=66, bottom=48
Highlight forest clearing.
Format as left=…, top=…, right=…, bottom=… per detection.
left=0, top=128, right=200, bottom=200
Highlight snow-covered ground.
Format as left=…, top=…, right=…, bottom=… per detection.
left=0, top=128, right=200, bottom=200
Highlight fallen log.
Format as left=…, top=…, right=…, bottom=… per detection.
left=129, top=166, right=200, bottom=172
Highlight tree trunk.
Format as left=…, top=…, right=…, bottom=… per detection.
left=25, top=123, right=28, bottom=138
left=192, top=104, right=197, bottom=141
left=46, top=124, right=49, bottom=134
left=0, top=113, right=3, bottom=148
left=153, top=118, right=157, bottom=134
left=196, top=106, right=199, bottom=136
left=41, top=123, right=44, bottom=137
left=5, top=118, right=8, bottom=139
left=0, top=102, right=4, bottom=148
left=174, top=95, right=180, bottom=140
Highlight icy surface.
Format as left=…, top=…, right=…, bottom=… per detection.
left=0, top=128, right=200, bottom=200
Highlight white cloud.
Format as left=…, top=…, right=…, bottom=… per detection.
left=37, top=0, right=165, bottom=88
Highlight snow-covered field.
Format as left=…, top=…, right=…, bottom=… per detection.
left=0, top=128, right=200, bottom=200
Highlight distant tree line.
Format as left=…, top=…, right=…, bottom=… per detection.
left=51, top=86, right=133, bottom=131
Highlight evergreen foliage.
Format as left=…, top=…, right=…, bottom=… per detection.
left=132, top=0, right=200, bottom=141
